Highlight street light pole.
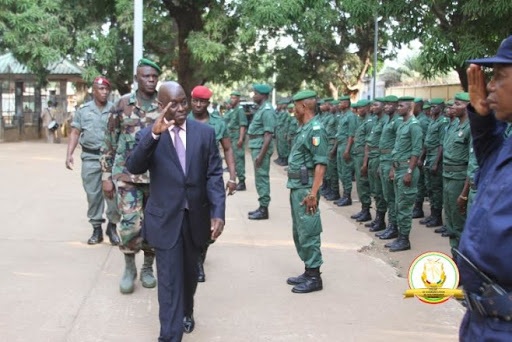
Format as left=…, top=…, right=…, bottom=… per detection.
left=133, top=0, right=143, bottom=91
left=373, top=15, right=378, bottom=100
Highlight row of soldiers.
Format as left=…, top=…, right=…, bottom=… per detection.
left=272, top=93, right=495, bottom=253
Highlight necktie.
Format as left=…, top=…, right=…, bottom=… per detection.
left=172, top=126, right=186, bottom=173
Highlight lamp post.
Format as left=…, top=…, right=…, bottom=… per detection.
left=373, top=15, right=378, bottom=100
left=133, top=0, right=143, bottom=91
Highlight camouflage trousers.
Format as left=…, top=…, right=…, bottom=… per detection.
left=115, top=180, right=153, bottom=255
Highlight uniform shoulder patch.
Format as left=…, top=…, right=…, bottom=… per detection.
left=312, top=136, right=321, bottom=146
left=264, top=104, right=272, bottom=110
left=312, top=125, right=321, bottom=130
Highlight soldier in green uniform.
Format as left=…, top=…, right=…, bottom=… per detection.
left=286, top=103, right=299, bottom=155
left=375, top=95, right=403, bottom=240
left=324, top=100, right=341, bottom=201
left=442, top=92, right=470, bottom=249
left=412, top=98, right=431, bottom=218
left=101, top=58, right=160, bottom=294
left=350, top=99, right=374, bottom=222
left=285, top=90, right=327, bottom=294
left=224, top=91, right=248, bottom=190
left=247, top=84, right=276, bottom=220
left=65, top=76, right=120, bottom=245
left=418, top=98, right=448, bottom=228
left=274, top=100, right=291, bottom=166
left=384, top=96, right=423, bottom=252
left=333, top=95, right=357, bottom=206
left=363, top=98, right=389, bottom=231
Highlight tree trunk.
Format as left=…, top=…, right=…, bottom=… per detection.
left=455, top=65, right=468, bottom=92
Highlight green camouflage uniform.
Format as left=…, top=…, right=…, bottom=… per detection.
left=336, top=110, right=357, bottom=195
left=247, top=100, right=276, bottom=207
left=443, top=118, right=470, bottom=249
left=100, top=91, right=159, bottom=254
left=352, top=114, right=374, bottom=208
left=71, top=101, right=120, bottom=226
left=392, top=117, right=423, bottom=236
left=287, top=117, right=328, bottom=268
left=224, top=105, right=248, bottom=183
left=366, top=114, right=389, bottom=213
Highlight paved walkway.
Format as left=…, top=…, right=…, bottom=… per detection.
left=0, top=142, right=463, bottom=341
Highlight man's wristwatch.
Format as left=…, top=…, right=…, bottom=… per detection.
left=407, top=168, right=413, bottom=174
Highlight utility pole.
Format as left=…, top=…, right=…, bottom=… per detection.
left=372, top=15, right=378, bottom=100
left=133, top=0, right=143, bottom=91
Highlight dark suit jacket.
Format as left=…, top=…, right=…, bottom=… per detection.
left=126, top=118, right=226, bottom=249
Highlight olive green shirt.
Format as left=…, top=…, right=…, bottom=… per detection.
left=324, top=113, right=339, bottom=140
left=352, top=115, right=374, bottom=156
left=336, top=110, right=357, bottom=144
left=366, top=114, right=389, bottom=159
left=224, top=106, right=248, bottom=137
left=71, top=100, right=114, bottom=153
left=424, top=115, right=449, bottom=162
left=443, top=119, right=470, bottom=180
left=188, top=111, right=228, bottom=143
left=247, top=100, right=276, bottom=149
left=286, top=117, right=328, bottom=189
left=391, top=117, right=423, bottom=164
left=379, top=114, right=403, bottom=163
left=287, top=114, right=299, bottom=142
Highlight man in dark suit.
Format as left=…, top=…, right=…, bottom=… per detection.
left=126, top=81, right=226, bottom=342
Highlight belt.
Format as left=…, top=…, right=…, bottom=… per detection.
left=248, top=134, right=263, bottom=140
left=82, top=147, right=100, bottom=155
left=392, top=161, right=409, bottom=168
left=464, top=289, right=512, bottom=321
left=444, top=164, right=468, bottom=172
left=380, top=149, right=392, bottom=154
left=287, top=170, right=314, bottom=179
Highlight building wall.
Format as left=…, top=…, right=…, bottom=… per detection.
left=386, top=83, right=463, bottom=101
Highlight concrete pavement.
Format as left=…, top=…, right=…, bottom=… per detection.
left=0, top=142, right=464, bottom=341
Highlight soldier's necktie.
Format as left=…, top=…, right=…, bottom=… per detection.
left=172, top=126, right=186, bottom=173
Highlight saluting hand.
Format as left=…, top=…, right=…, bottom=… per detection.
left=467, top=64, right=490, bottom=116
left=152, top=102, right=174, bottom=135
left=210, top=218, right=225, bottom=240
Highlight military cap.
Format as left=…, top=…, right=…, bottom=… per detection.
left=430, top=98, right=445, bottom=105
left=331, top=100, right=340, bottom=105
left=93, top=76, right=110, bottom=88
left=230, top=91, right=242, bottom=97
left=191, top=85, right=213, bottom=100
left=137, top=58, right=161, bottom=74
left=287, top=103, right=294, bottom=109
left=317, top=99, right=325, bottom=105
left=339, top=95, right=351, bottom=101
left=467, top=35, right=512, bottom=67
left=414, top=97, right=424, bottom=103
left=423, top=104, right=431, bottom=109
left=446, top=99, right=454, bottom=106
left=323, top=97, right=334, bottom=102
left=357, top=99, right=371, bottom=107
left=454, top=92, right=470, bottom=102
left=277, top=99, right=290, bottom=105
left=374, top=97, right=386, bottom=102
left=351, top=102, right=360, bottom=108
left=253, top=84, right=272, bottom=94
left=292, top=90, right=317, bottom=101
left=398, top=96, right=415, bottom=102
left=383, top=95, right=399, bottom=102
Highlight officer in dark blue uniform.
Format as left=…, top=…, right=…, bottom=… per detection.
left=458, top=35, right=512, bottom=340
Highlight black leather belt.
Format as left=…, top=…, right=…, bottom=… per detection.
left=444, top=164, right=468, bottom=172
left=392, top=161, right=409, bottom=168
left=82, top=147, right=100, bottom=155
left=248, top=134, right=263, bottom=140
left=288, top=170, right=313, bottom=179
left=464, top=289, right=512, bottom=321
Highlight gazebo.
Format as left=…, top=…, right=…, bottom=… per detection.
left=0, top=53, right=84, bottom=142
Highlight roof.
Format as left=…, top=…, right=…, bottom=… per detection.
left=0, top=53, right=82, bottom=75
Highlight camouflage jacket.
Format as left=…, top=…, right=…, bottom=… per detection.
left=100, top=91, right=160, bottom=184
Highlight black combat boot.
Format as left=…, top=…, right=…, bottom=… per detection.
left=426, top=208, right=443, bottom=227
left=105, top=222, right=120, bottom=246
left=336, top=193, right=352, bottom=207
left=320, top=182, right=328, bottom=196
left=412, top=201, right=425, bottom=219
left=388, top=234, right=411, bottom=252
left=419, top=207, right=433, bottom=225
left=291, top=268, right=323, bottom=293
left=87, top=224, right=103, bottom=245
left=287, top=268, right=307, bottom=285
left=324, top=188, right=340, bottom=201
left=248, top=206, right=261, bottom=216
left=364, top=211, right=380, bottom=228
left=369, top=211, right=386, bottom=232
left=350, top=207, right=364, bottom=219
left=435, top=225, right=447, bottom=234
left=248, top=206, right=269, bottom=220
left=280, top=157, right=288, bottom=166
left=356, top=206, right=372, bottom=222
left=236, top=181, right=246, bottom=191
left=140, top=251, right=157, bottom=288
left=378, top=223, right=398, bottom=240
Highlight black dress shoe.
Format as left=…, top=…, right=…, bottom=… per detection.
left=236, top=182, right=246, bottom=191
left=287, top=272, right=307, bottom=285
left=291, top=275, right=323, bottom=293
left=248, top=207, right=269, bottom=220
left=183, top=315, right=195, bottom=334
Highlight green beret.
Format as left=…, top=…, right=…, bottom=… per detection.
left=446, top=99, right=454, bottom=106
left=357, top=99, right=371, bottom=107
left=398, top=96, right=415, bottom=102
left=253, top=84, right=272, bottom=94
left=351, top=103, right=359, bottom=108
left=292, top=90, right=317, bottom=102
left=277, top=99, right=289, bottom=105
left=430, top=98, right=445, bottom=105
left=383, top=95, right=399, bottom=102
left=423, top=104, right=431, bottom=109
left=338, top=95, right=351, bottom=101
left=454, top=92, right=470, bottom=102
left=287, top=103, right=294, bottom=109
left=414, top=97, right=424, bottom=103
left=331, top=100, right=340, bottom=105
left=323, top=97, right=334, bottom=102
left=138, top=58, right=161, bottom=74
left=230, top=91, right=242, bottom=97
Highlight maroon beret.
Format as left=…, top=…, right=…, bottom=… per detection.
left=191, top=85, right=213, bottom=100
left=93, top=76, right=111, bottom=88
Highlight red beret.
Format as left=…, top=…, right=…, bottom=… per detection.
left=191, top=85, right=213, bottom=100
left=93, top=76, right=111, bottom=87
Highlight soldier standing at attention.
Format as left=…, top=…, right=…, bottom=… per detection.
left=286, top=103, right=299, bottom=150
left=324, top=100, right=341, bottom=201
left=285, top=90, right=327, bottom=294
left=375, top=95, right=402, bottom=240
left=412, top=98, right=430, bottom=219
left=66, top=77, right=121, bottom=245
left=363, top=98, right=389, bottom=232
left=224, top=91, right=248, bottom=190
left=442, top=92, right=471, bottom=249
left=418, top=98, right=448, bottom=229
left=101, top=58, right=161, bottom=294
left=247, top=84, right=276, bottom=220
left=384, top=96, right=422, bottom=252
left=274, top=100, right=290, bottom=166
left=350, top=99, right=374, bottom=223
left=333, top=95, right=357, bottom=207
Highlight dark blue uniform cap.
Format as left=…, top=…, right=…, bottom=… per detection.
left=467, top=36, right=512, bottom=67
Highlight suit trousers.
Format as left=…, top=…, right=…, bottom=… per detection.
left=156, top=212, right=200, bottom=342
